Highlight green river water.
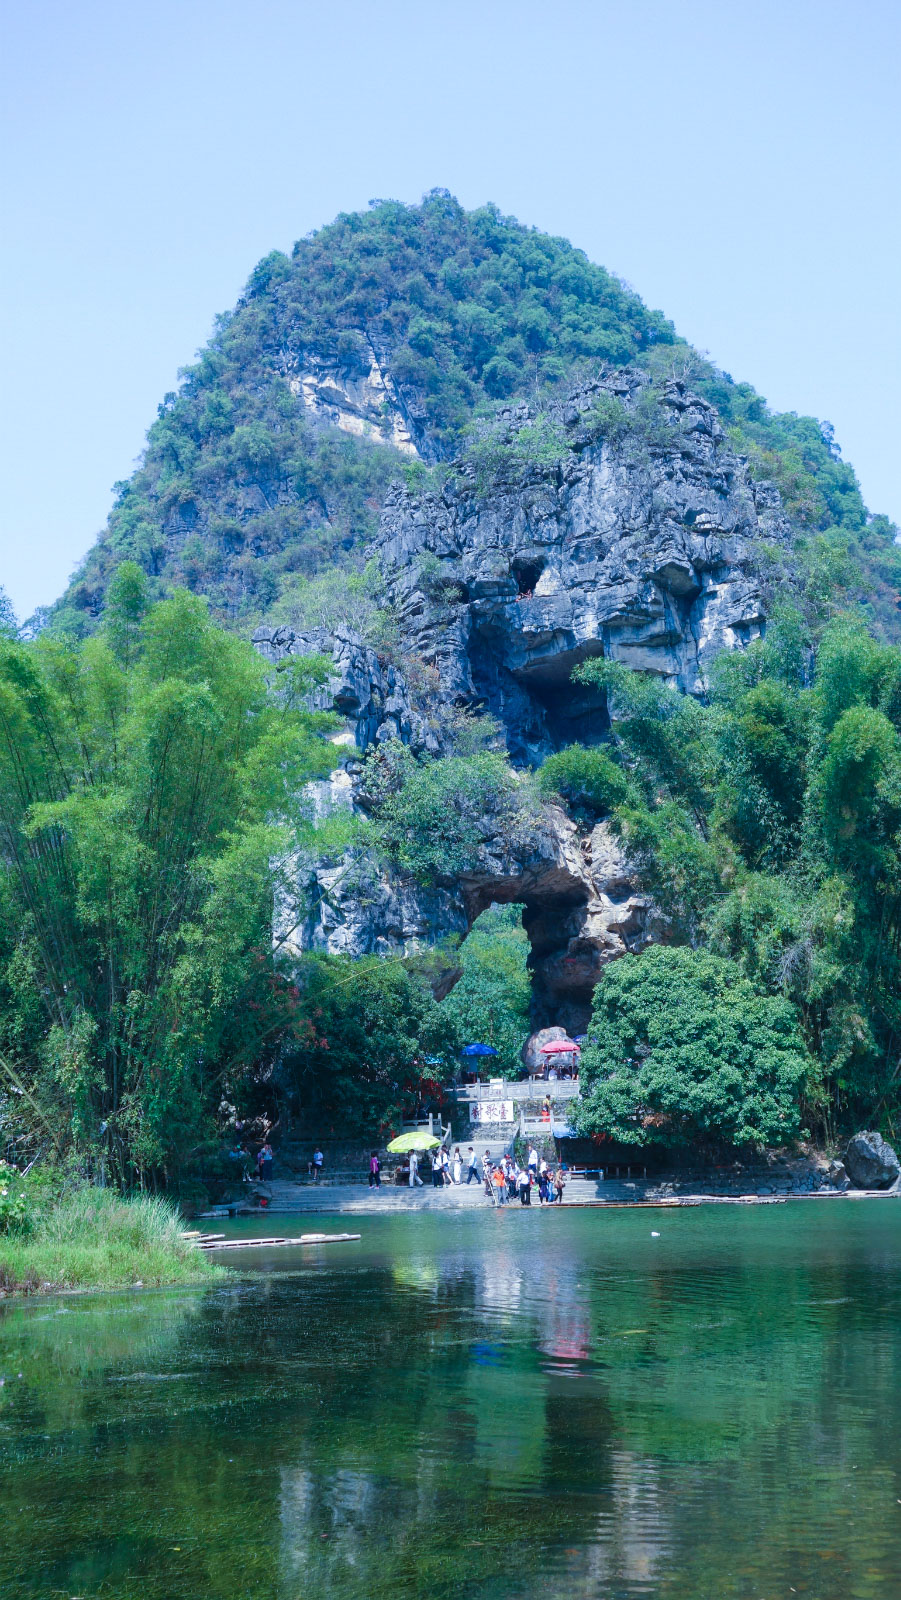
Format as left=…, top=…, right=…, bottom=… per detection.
left=0, top=1202, right=899, bottom=1600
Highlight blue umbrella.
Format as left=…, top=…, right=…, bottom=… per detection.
left=461, top=1042, right=499, bottom=1057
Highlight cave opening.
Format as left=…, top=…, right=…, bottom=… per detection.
left=512, top=557, right=546, bottom=597
left=466, top=629, right=610, bottom=764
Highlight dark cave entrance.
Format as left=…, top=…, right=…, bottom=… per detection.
left=511, top=556, right=546, bottom=598
left=466, top=629, right=610, bottom=765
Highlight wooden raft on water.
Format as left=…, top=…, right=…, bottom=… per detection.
left=180, top=1231, right=361, bottom=1251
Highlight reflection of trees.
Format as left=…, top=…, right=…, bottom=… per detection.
left=0, top=1209, right=899, bottom=1599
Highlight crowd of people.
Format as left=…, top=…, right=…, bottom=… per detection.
left=480, top=1146, right=567, bottom=1206
left=400, top=1142, right=565, bottom=1204
left=226, top=1137, right=567, bottom=1205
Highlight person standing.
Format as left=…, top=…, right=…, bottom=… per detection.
left=441, top=1145, right=452, bottom=1186
left=258, top=1142, right=274, bottom=1183
left=482, top=1150, right=493, bottom=1196
left=528, top=1145, right=539, bottom=1179
left=518, top=1167, right=532, bottom=1206
left=369, top=1151, right=381, bottom=1189
left=492, top=1164, right=507, bottom=1206
left=554, top=1168, right=566, bottom=1205
left=452, top=1147, right=463, bottom=1185
left=312, top=1147, right=324, bottom=1182
left=466, top=1147, right=480, bottom=1184
left=409, top=1150, right=423, bottom=1187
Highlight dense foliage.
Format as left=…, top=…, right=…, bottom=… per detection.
left=0, top=565, right=336, bottom=1184
left=361, top=740, right=539, bottom=884
left=566, top=617, right=901, bottom=1139
left=52, top=193, right=897, bottom=637
left=279, top=952, right=460, bottom=1133
left=439, top=904, right=531, bottom=1078
left=572, top=946, right=810, bottom=1149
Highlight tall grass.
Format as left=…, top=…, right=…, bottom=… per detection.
left=0, top=1188, right=224, bottom=1292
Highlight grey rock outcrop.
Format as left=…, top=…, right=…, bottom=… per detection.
left=258, top=371, right=788, bottom=1030
left=372, top=370, right=789, bottom=764
left=843, top=1131, right=901, bottom=1190
left=273, top=776, right=660, bottom=1033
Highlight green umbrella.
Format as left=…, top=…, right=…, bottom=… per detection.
left=386, top=1131, right=441, bottom=1154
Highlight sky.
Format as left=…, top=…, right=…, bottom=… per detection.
left=1, top=0, right=899, bottom=621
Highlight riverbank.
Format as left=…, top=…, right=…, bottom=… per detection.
left=204, top=1175, right=901, bottom=1217
left=0, top=1188, right=224, bottom=1295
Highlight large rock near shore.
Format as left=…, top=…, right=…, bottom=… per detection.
left=843, top=1131, right=901, bottom=1190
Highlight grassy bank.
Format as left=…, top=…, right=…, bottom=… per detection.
left=0, top=1187, right=224, bottom=1294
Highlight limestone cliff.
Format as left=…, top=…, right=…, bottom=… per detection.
left=255, top=370, right=791, bottom=1030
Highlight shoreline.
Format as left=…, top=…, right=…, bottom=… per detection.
left=204, top=1181, right=901, bottom=1219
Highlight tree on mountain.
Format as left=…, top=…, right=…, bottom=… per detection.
left=439, top=904, right=531, bottom=1078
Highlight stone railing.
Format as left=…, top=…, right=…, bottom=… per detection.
left=448, top=1079, right=579, bottom=1105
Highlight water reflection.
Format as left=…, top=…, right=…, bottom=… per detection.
left=0, top=1205, right=899, bottom=1599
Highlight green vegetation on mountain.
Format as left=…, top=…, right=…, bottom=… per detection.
left=565, top=615, right=901, bottom=1139
left=4, top=192, right=900, bottom=1183
left=53, top=192, right=898, bottom=637
left=440, top=904, right=531, bottom=1079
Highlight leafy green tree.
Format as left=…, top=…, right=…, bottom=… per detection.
left=440, top=904, right=530, bottom=1077
left=0, top=566, right=336, bottom=1183
left=0, top=588, right=17, bottom=640
left=553, top=616, right=901, bottom=1135
left=573, top=947, right=811, bottom=1149
left=282, top=952, right=460, bottom=1132
left=537, top=743, right=637, bottom=821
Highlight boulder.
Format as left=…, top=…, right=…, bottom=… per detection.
left=521, top=1027, right=569, bottom=1076
left=826, top=1159, right=851, bottom=1192
left=843, top=1132, right=901, bottom=1190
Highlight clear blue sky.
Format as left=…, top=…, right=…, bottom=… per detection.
left=2, top=0, right=898, bottom=620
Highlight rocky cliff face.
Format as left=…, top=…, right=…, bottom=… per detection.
left=255, top=370, right=788, bottom=1030
left=374, top=370, right=788, bottom=763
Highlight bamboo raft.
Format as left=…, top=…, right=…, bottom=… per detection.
left=180, top=1231, right=361, bottom=1251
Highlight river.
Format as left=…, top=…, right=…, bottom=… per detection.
left=0, top=1202, right=899, bottom=1598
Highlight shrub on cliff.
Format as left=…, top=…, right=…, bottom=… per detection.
left=363, top=742, right=540, bottom=883
left=537, top=744, right=636, bottom=821
left=572, top=946, right=812, bottom=1150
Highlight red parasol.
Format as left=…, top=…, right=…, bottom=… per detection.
left=540, top=1038, right=581, bottom=1055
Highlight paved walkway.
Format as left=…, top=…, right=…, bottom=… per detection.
left=207, top=1176, right=899, bottom=1219
left=226, top=1175, right=650, bottom=1216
